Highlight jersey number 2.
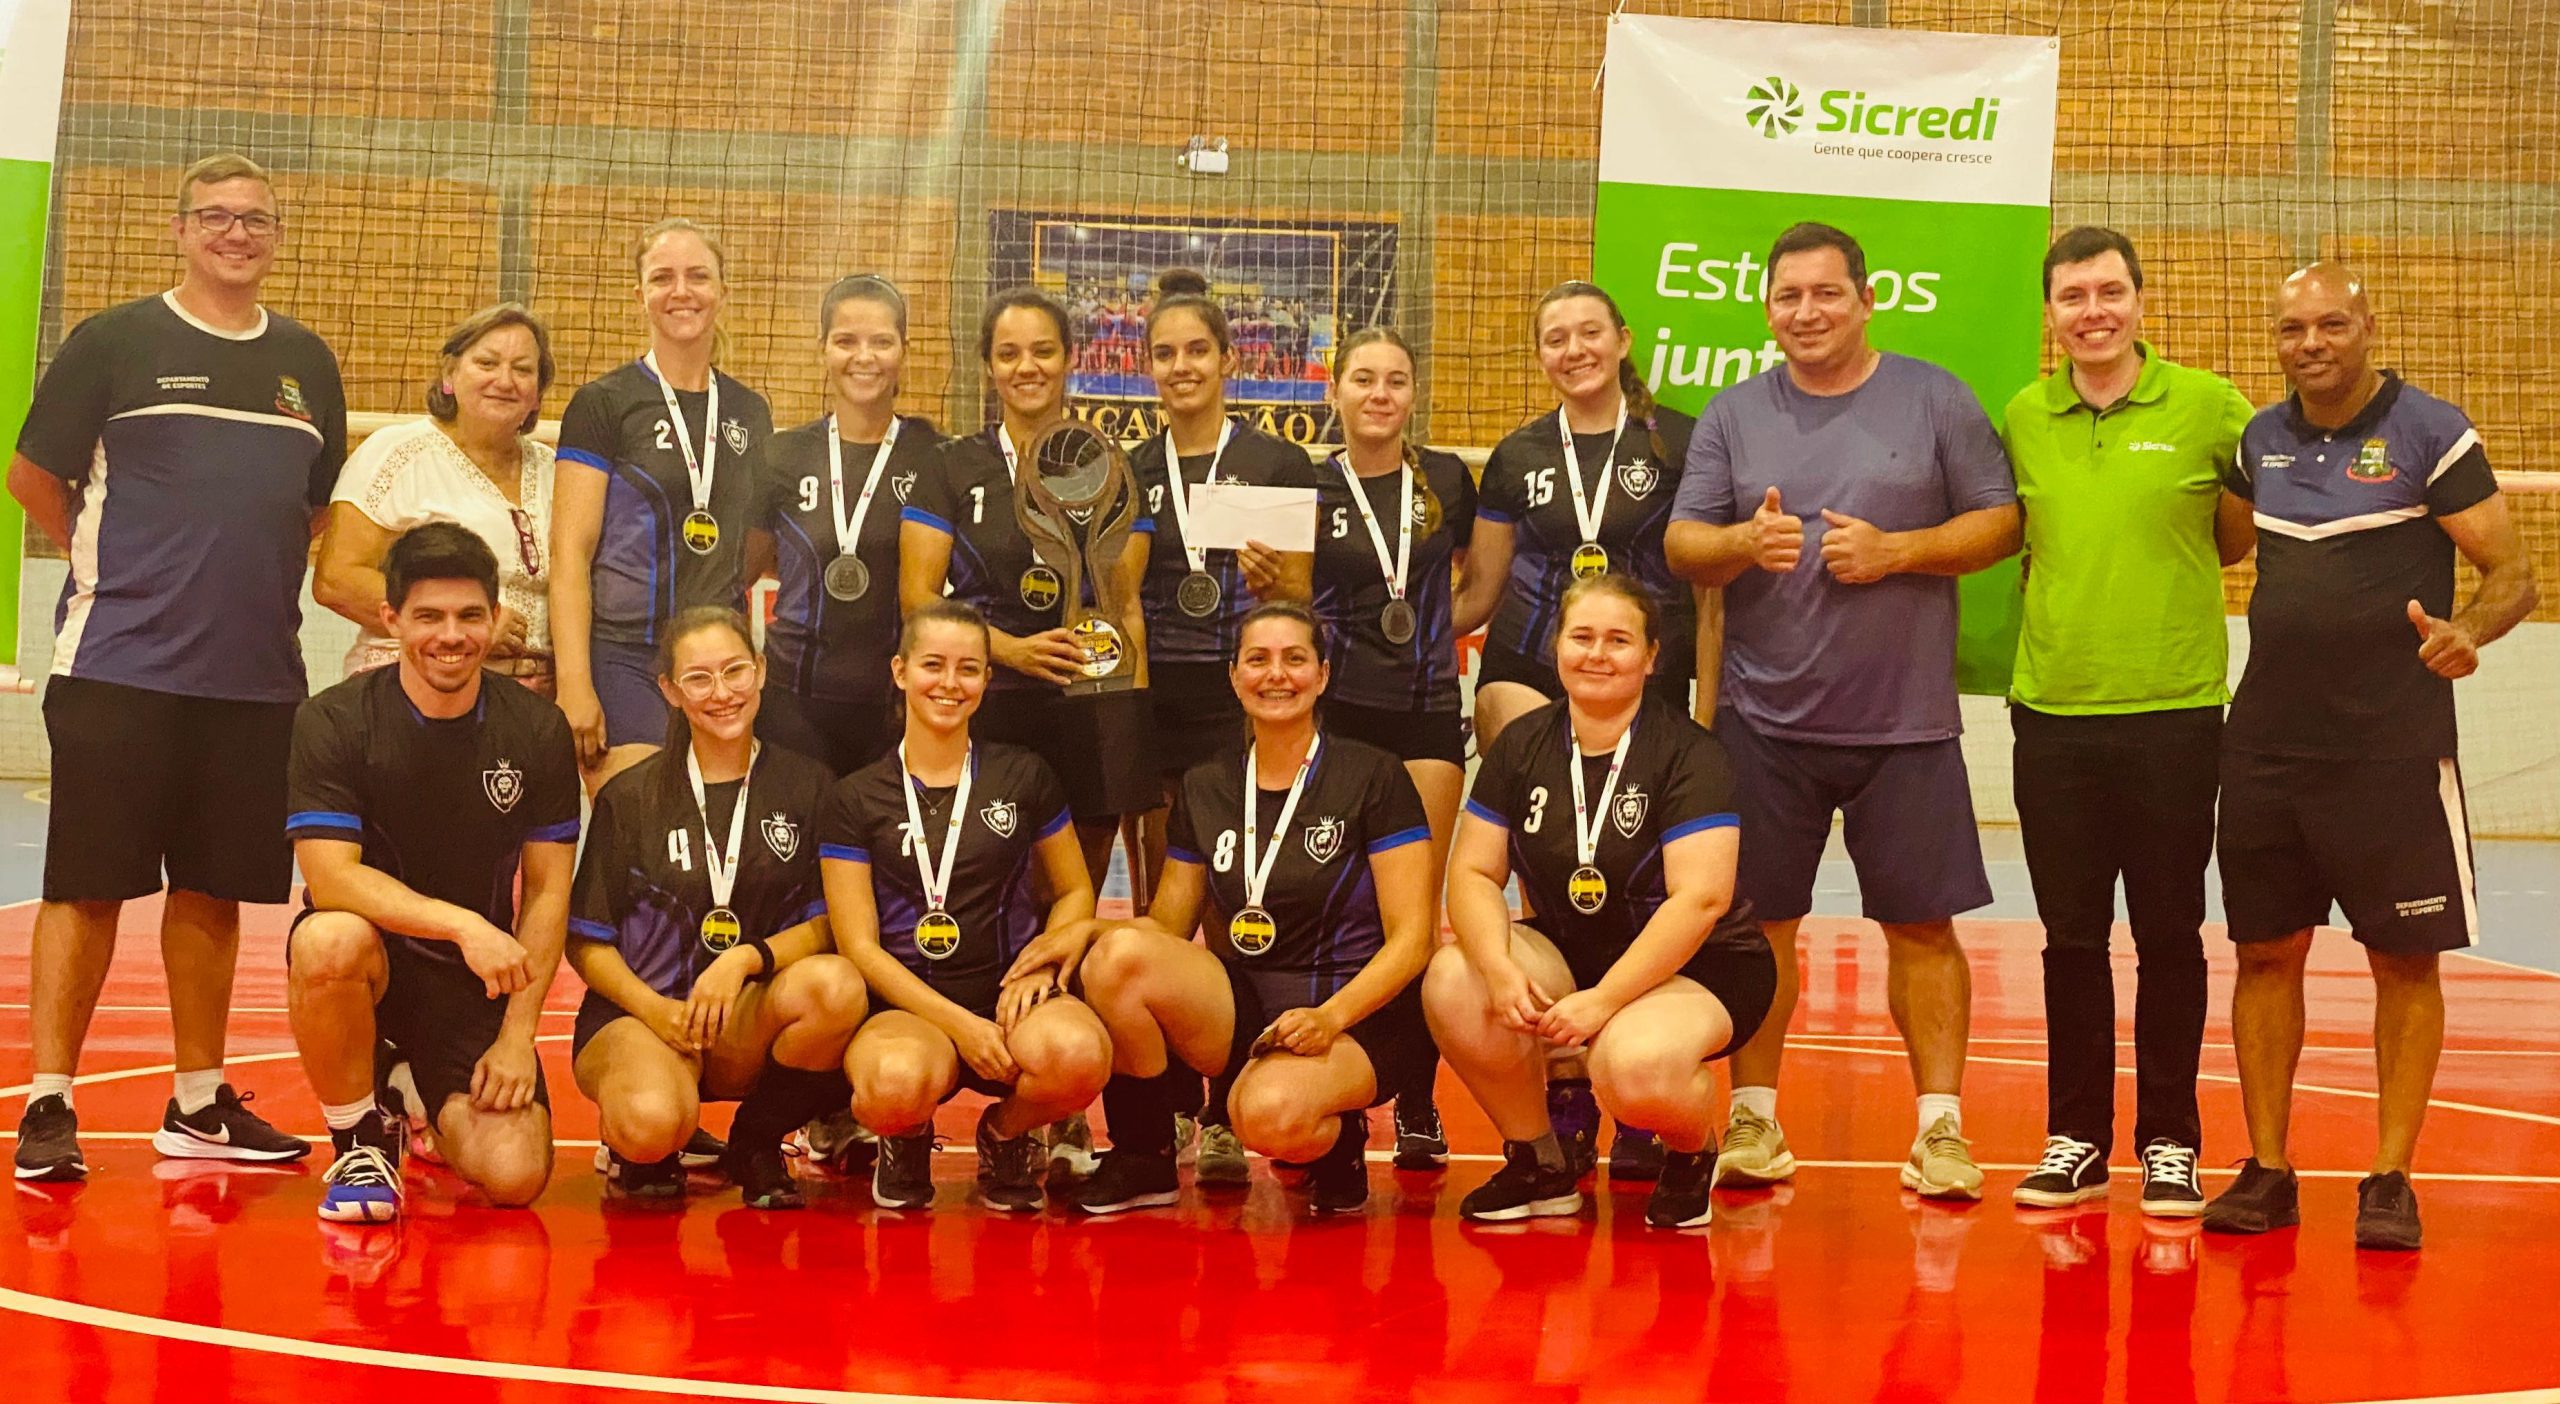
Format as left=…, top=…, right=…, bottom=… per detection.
left=654, top=419, right=674, bottom=452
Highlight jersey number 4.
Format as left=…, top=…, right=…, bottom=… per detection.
left=667, top=829, right=693, bottom=870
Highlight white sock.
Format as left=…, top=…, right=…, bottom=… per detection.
left=321, top=1097, right=380, bottom=1132
left=172, top=1068, right=223, bottom=1115
left=1730, top=1085, right=1778, bottom=1122
left=1917, top=1094, right=1962, bottom=1137
left=29, top=1073, right=73, bottom=1109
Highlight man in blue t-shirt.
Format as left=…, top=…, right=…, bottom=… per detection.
left=9, top=154, right=346, bottom=1184
left=2204, top=264, right=2536, bottom=1252
left=1666, top=222, right=2020, bottom=1202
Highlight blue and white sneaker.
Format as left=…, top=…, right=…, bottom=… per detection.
left=318, top=1144, right=404, bottom=1224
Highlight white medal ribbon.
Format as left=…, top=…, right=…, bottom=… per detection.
left=828, top=414, right=899, bottom=557
left=1240, top=736, right=1321, bottom=912
left=1161, top=419, right=1236, bottom=573
left=1331, top=452, right=1413, bottom=604
left=1568, top=718, right=1636, bottom=870
left=1556, top=409, right=1625, bottom=551
left=995, top=425, right=1049, bottom=566
left=898, top=741, right=975, bottom=915
left=688, top=741, right=760, bottom=913
left=645, top=349, right=721, bottom=517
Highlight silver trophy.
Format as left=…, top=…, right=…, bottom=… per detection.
left=1015, top=419, right=1142, bottom=695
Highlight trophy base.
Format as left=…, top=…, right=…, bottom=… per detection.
left=1062, top=671, right=1139, bottom=697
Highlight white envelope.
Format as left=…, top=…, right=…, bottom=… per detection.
left=1183, top=481, right=1319, bottom=553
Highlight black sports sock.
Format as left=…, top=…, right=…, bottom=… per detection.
left=730, top=1063, right=852, bottom=1157
left=1101, top=1065, right=1188, bottom=1158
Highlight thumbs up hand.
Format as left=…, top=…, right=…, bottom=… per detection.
left=1749, top=486, right=1803, bottom=573
left=2409, top=599, right=2479, bottom=679
left=1818, top=509, right=1895, bottom=585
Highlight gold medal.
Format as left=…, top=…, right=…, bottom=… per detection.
left=700, top=905, right=743, bottom=952
left=1019, top=564, right=1062, bottom=611
left=682, top=509, right=721, bottom=555
left=914, top=909, right=962, bottom=961
left=1567, top=866, right=1608, bottom=914
left=1228, top=906, right=1277, bottom=957
left=1570, top=541, right=1610, bottom=580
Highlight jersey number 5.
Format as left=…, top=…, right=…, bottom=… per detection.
left=1212, top=830, right=1237, bottom=872
left=1330, top=507, right=1350, bottom=540
left=667, top=829, right=693, bottom=870
left=1522, top=786, right=1549, bottom=835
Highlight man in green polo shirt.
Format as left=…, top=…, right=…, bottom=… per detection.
left=2001, top=226, right=2255, bottom=1220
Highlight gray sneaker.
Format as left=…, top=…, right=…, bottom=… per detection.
left=1193, top=1123, right=1251, bottom=1186
left=1712, top=1107, right=1797, bottom=1188
left=1900, top=1114, right=1984, bottom=1201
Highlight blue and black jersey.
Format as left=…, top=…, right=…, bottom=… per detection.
left=556, top=359, right=771, bottom=647
left=1462, top=694, right=1760, bottom=980
left=1128, top=418, right=1321, bottom=666
left=285, top=667, right=580, bottom=969
left=1165, top=734, right=1429, bottom=1007
left=752, top=414, right=941, bottom=703
left=2225, top=372, right=2501, bottom=761
left=1310, top=448, right=1475, bottom=713
left=17, top=292, right=346, bottom=703
left=567, top=744, right=832, bottom=999
left=817, top=741, right=1071, bottom=1016
left=1478, top=407, right=1698, bottom=677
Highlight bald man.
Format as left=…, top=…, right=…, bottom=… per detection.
left=2206, top=264, right=2537, bottom=1251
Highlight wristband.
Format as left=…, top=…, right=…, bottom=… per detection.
left=746, top=936, right=776, bottom=980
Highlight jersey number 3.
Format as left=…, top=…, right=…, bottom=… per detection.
left=1521, top=786, right=1549, bottom=835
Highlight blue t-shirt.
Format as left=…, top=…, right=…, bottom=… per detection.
left=1672, top=353, right=2016, bottom=745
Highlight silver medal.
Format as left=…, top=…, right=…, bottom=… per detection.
left=824, top=554, right=870, bottom=602
left=1380, top=598, right=1417, bottom=646
left=1176, top=570, right=1222, bottom=619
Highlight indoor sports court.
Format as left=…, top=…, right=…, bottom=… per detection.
left=4, top=2, right=2559, bottom=1401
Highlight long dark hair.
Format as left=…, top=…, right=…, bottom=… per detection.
left=1533, top=280, right=1668, bottom=469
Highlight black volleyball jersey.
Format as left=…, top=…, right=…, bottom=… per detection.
left=1129, top=419, right=1322, bottom=665
left=818, top=741, right=1071, bottom=1014
left=1165, top=736, right=1429, bottom=994
left=556, top=360, right=772, bottom=647
left=1310, top=448, right=1476, bottom=713
left=1478, top=407, right=1698, bottom=672
left=1462, top=695, right=1759, bottom=964
left=286, top=668, right=581, bottom=968
left=568, top=744, right=833, bottom=1001
left=753, top=414, right=941, bottom=703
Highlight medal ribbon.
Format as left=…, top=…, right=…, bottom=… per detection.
left=687, top=741, right=760, bottom=915
left=1331, top=452, right=1413, bottom=605
left=995, top=424, right=1050, bottom=566
left=898, top=741, right=975, bottom=915
left=1555, top=409, right=1625, bottom=552
left=1568, top=718, right=1636, bottom=870
left=1162, top=419, right=1236, bottom=573
left=645, top=349, right=721, bottom=518
left=1240, top=736, right=1321, bottom=912
left=828, top=414, right=900, bottom=559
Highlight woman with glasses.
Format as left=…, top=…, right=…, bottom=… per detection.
left=567, top=607, right=863, bottom=1209
left=316, top=303, right=558, bottom=691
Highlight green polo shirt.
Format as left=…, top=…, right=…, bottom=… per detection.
left=2001, top=344, right=2254, bottom=713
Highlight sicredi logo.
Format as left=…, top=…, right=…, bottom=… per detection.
left=1742, top=76, right=2003, bottom=144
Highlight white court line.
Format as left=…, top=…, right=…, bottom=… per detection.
left=1787, top=1038, right=2560, bottom=1129
left=2450, top=948, right=2560, bottom=982
left=0, top=1286, right=1055, bottom=1404
left=0, top=1034, right=574, bottom=1101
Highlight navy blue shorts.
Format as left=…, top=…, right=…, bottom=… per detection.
left=1223, top=962, right=1433, bottom=1110
left=1147, top=662, right=1245, bottom=781
left=594, top=637, right=670, bottom=750
left=1324, top=700, right=1465, bottom=768
left=1713, top=706, right=1991, bottom=926
left=2218, top=749, right=2476, bottom=955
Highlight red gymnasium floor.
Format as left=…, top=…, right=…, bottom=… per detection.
left=6, top=896, right=2560, bottom=1404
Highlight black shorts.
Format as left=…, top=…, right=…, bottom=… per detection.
left=757, top=685, right=902, bottom=777
left=593, top=637, right=671, bottom=750
left=1533, top=923, right=1777, bottom=1061
left=1147, top=662, right=1245, bottom=781
left=2218, top=749, right=2477, bottom=955
left=1223, top=962, right=1435, bottom=1109
left=43, top=676, right=297, bottom=904
left=1476, top=642, right=1693, bottom=717
left=975, top=686, right=1155, bottom=819
left=289, top=906, right=551, bottom=1118
left=1715, top=705, right=1992, bottom=926
left=1325, top=700, right=1466, bottom=767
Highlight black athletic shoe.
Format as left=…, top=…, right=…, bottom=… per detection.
left=2202, top=1159, right=2300, bottom=1234
left=871, top=1128, right=937, bottom=1211
left=1644, top=1145, right=1715, bottom=1230
left=153, top=1086, right=310, bottom=1164
left=1459, top=1141, right=1585, bottom=1222
left=1310, top=1112, right=1370, bottom=1215
left=1072, top=1150, right=1181, bottom=1215
left=1547, top=1079, right=1600, bottom=1179
left=13, top=1095, right=86, bottom=1183
left=728, top=1141, right=805, bottom=1210
left=1392, top=1098, right=1448, bottom=1172
left=2014, top=1135, right=2109, bottom=1208
left=1609, top=1124, right=1666, bottom=1183
left=604, top=1150, right=686, bottom=1201
left=2138, top=1140, right=2205, bottom=1218
left=681, top=1128, right=728, bottom=1172
left=975, top=1107, right=1045, bottom=1214
left=2355, top=1171, right=2422, bottom=1251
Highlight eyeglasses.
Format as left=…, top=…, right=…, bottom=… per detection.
left=672, top=658, right=757, bottom=700
left=507, top=507, right=541, bottom=577
left=185, top=207, right=282, bottom=238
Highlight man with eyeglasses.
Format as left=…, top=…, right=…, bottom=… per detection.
left=283, top=524, right=578, bottom=1222
left=11, top=152, right=348, bottom=1183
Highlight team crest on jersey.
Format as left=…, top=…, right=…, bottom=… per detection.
left=981, top=800, right=1018, bottom=839
left=891, top=471, right=916, bottom=504
left=761, top=813, right=800, bottom=862
left=1611, top=788, right=1649, bottom=838
left=483, top=759, right=524, bottom=814
left=1303, top=816, right=1345, bottom=864
left=723, top=418, right=749, bottom=455
left=275, top=375, right=312, bottom=423
left=1617, top=458, right=1659, bottom=500
left=2348, top=438, right=2396, bottom=483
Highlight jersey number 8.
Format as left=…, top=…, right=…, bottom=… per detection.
left=1212, top=830, right=1237, bottom=872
